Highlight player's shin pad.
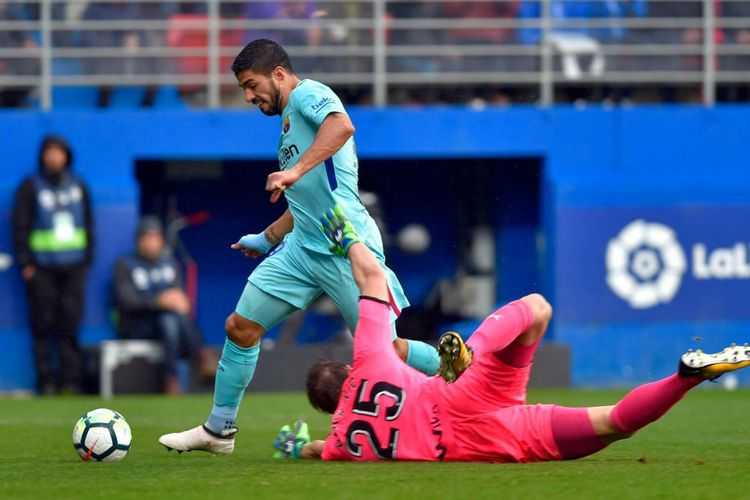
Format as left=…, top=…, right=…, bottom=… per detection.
left=205, top=341, right=259, bottom=434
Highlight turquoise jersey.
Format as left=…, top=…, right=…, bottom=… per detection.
left=278, top=79, right=383, bottom=257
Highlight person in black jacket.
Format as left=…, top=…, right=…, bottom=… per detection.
left=113, top=217, right=204, bottom=394
left=12, top=135, right=94, bottom=394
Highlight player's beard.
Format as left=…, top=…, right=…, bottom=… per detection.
left=260, top=80, right=282, bottom=116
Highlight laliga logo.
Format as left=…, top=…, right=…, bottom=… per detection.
left=606, top=220, right=686, bottom=309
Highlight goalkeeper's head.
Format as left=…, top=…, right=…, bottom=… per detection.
left=306, top=360, right=350, bottom=414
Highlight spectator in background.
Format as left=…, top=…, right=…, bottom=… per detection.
left=81, top=1, right=175, bottom=105
left=440, top=1, right=520, bottom=72
left=0, top=2, right=39, bottom=107
left=245, top=1, right=321, bottom=46
left=12, top=136, right=94, bottom=394
left=244, top=1, right=321, bottom=72
left=387, top=1, right=441, bottom=73
left=443, top=2, right=519, bottom=44
left=113, top=217, right=205, bottom=394
left=720, top=0, right=750, bottom=101
left=637, top=0, right=702, bottom=73
left=518, top=0, right=646, bottom=45
left=638, top=0, right=719, bottom=101
left=518, top=0, right=645, bottom=101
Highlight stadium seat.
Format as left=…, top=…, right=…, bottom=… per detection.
left=49, top=59, right=99, bottom=109
left=52, top=58, right=82, bottom=76
left=52, top=86, right=99, bottom=109
left=153, top=85, right=187, bottom=109
left=108, top=86, right=147, bottom=108
left=99, top=340, right=165, bottom=398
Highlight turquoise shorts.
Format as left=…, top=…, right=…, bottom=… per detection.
left=234, top=238, right=409, bottom=333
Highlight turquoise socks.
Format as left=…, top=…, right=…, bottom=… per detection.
left=406, top=339, right=440, bottom=376
left=205, top=339, right=259, bottom=434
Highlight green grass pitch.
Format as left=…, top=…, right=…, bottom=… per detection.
left=1, top=389, right=749, bottom=500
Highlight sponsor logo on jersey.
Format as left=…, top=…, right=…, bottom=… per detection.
left=279, top=144, right=300, bottom=169
left=283, top=116, right=290, bottom=134
left=311, top=96, right=334, bottom=112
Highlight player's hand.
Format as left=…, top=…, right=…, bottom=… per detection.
left=157, top=288, right=191, bottom=315
left=266, top=168, right=301, bottom=203
left=21, top=265, right=36, bottom=281
left=230, top=232, right=274, bottom=258
left=272, top=420, right=310, bottom=459
left=320, top=204, right=360, bottom=257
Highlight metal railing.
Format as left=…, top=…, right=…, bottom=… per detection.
left=2, top=0, right=750, bottom=108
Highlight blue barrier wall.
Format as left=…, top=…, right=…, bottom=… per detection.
left=2, top=106, right=749, bottom=390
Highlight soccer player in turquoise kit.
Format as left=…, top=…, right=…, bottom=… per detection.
left=159, top=39, right=440, bottom=454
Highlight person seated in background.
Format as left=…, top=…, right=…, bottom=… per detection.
left=113, top=216, right=205, bottom=394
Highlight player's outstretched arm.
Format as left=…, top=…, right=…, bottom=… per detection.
left=348, top=244, right=388, bottom=302
left=230, top=209, right=293, bottom=258
left=320, top=206, right=388, bottom=302
left=300, top=440, right=325, bottom=459
left=272, top=421, right=323, bottom=460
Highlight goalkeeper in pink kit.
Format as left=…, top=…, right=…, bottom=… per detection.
left=274, top=206, right=750, bottom=462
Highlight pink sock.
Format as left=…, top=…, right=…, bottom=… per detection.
left=610, top=374, right=702, bottom=434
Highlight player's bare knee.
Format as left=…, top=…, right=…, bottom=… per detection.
left=523, top=293, right=552, bottom=328
left=225, top=313, right=263, bottom=348
left=590, top=406, right=633, bottom=442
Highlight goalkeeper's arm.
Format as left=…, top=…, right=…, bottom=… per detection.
left=320, top=206, right=388, bottom=303
left=300, top=440, right=325, bottom=459
left=347, top=242, right=388, bottom=303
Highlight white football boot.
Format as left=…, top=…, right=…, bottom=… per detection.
left=159, top=425, right=237, bottom=455
left=679, top=343, right=750, bottom=380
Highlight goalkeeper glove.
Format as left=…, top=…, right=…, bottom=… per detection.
left=272, top=420, right=311, bottom=459
left=320, top=205, right=360, bottom=257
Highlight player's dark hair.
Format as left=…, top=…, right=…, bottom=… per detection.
left=231, top=39, right=294, bottom=76
left=306, top=360, right=349, bottom=414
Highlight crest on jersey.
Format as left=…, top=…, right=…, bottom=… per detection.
left=283, top=116, right=291, bottom=134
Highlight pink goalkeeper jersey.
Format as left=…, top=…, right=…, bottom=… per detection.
left=321, top=298, right=447, bottom=461
left=321, top=297, right=561, bottom=463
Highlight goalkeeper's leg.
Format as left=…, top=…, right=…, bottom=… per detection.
left=552, top=373, right=703, bottom=461
left=467, top=293, right=552, bottom=359
left=438, top=293, right=551, bottom=385
left=554, top=342, right=750, bottom=459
